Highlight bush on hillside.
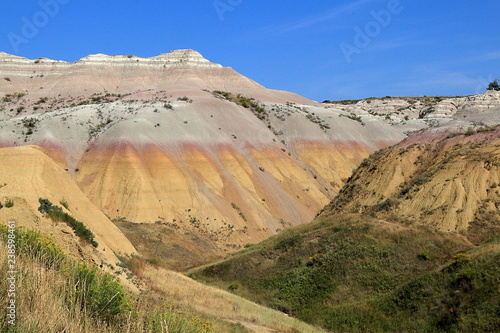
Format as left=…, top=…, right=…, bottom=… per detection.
left=0, top=225, right=65, bottom=268
left=70, top=263, right=131, bottom=323
left=487, top=79, right=499, bottom=91
left=38, top=198, right=98, bottom=247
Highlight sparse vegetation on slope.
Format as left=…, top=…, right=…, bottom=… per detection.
left=145, top=265, right=325, bottom=333
left=38, top=198, right=98, bottom=247
left=322, top=95, right=459, bottom=105
left=322, top=235, right=500, bottom=332
left=113, top=220, right=225, bottom=271
left=322, top=129, right=500, bottom=241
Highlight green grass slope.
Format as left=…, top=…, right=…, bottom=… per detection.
left=190, top=215, right=500, bottom=332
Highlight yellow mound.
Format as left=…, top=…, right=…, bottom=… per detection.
left=0, top=145, right=136, bottom=266
left=324, top=130, right=500, bottom=236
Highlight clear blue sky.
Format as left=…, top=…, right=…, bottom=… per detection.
left=1, top=0, right=499, bottom=101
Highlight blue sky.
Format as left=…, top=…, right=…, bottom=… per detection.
left=1, top=0, right=499, bottom=101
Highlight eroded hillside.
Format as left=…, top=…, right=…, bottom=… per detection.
left=191, top=115, right=500, bottom=331
left=0, top=145, right=136, bottom=269
left=321, top=123, right=500, bottom=243
left=325, top=90, right=500, bottom=133
left=0, top=50, right=405, bottom=254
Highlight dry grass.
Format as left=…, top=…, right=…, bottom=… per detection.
left=0, top=236, right=231, bottom=332
left=0, top=227, right=322, bottom=333
left=143, top=266, right=326, bottom=333
left=0, top=246, right=101, bottom=332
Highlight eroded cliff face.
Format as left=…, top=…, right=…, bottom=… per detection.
left=0, top=50, right=405, bottom=251
left=69, top=94, right=403, bottom=249
left=322, top=118, right=500, bottom=243
left=327, top=91, right=500, bottom=133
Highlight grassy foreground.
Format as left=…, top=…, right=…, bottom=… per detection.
left=0, top=224, right=323, bottom=332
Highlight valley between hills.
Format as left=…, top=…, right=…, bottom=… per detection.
left=0, top=50, right=499, bottom=332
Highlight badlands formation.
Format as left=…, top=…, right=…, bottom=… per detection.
left=322, top=120, right=500, bottom=239
left=1, top=49, right=499, bottom=263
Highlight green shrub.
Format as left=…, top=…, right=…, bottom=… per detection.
left=228, top=283, right=240, bottom=291
left=38, top=198, right=98, bottom=247
left=450, top=253, right=471, bottom=269
left=60, top=199, right=69, bottom=210
left=0, top=225, right=65, bottom=268
left=213, top=91, right=267, bottom=119
left=38, top=198, right=59, bottom=214
left=375, top=198, right=398, bottom=212
left=5, top=199, right=14, bottom=208
left=465, top=127, right=475, bottom=136
left=399, top=185, right=412, bottom=196
left=70, top=263, right=131, bottom=323
left=414, top=176, right=430, bottom=185
left=274, top=234, right=303, bottom=251
left=347, top=114, right=363, bottom=123
left=487, top=79, right=500, bottom=91
left=417, top=250, right=431, bottom=261
left=177, top=96, right=193, bottom=103
left=34, top=97, right=48, bottom=104
left=261, top=266, right=336, bottom=316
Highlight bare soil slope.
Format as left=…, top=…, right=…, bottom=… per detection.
left=322, top=124, right=500, bottom=242
left=0, top=145, right=136, bottom=267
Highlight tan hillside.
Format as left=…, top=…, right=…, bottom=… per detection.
left=322, top=125, right=500, bottom=243
left=0, top=50, right=311, bottom=111
left=0, top=145, right=136, bottom=267
left=0, top=50, right=405, bottom=254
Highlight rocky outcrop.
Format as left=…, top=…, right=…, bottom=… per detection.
left=0, top=49, right=222, bottom=68
left=0, top=50, right=310, bottom=107
left=327, top=91, right=500, bottom=133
